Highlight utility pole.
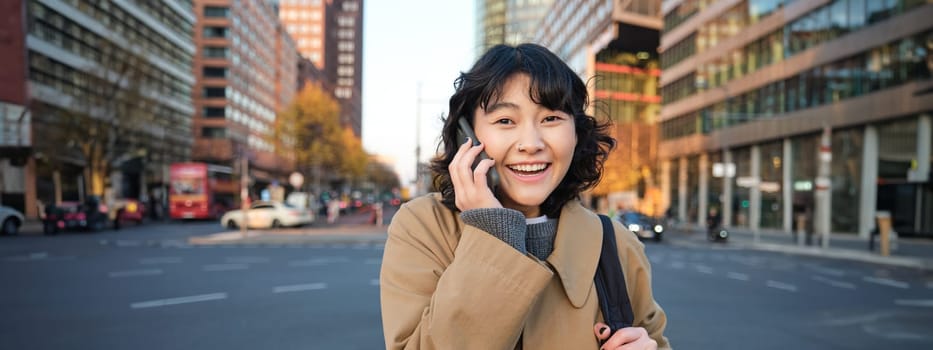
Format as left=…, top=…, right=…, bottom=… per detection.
left=415, top=82, right=421, bottom=195
left=240, top=148, right=249, bottom=238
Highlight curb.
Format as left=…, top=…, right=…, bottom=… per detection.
left=665, top=235, right=933, bottom=271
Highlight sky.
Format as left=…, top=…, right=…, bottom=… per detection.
left=361, top=0, right=477, bottom=187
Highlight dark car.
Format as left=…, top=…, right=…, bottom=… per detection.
left=619, top=212, right=664, bottom=242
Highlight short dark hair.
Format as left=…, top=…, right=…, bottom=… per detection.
left=430, top=43, right=616, bottom=217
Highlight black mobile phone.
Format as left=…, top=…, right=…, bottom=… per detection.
left=457, top=117, right=500, bottom=192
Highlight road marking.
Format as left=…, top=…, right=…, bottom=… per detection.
left=370, top=279, right=380, bottom=286
left=116, top=240, right=142, bottom=247
left=372, top=243, right=385, bottom=250
left=288, top=257, right=349, bottom=267
left=926, top=281, right=933, bottom=290
left=863, top=277, right=909, bottom=289
left=225, top=256, right=270, bottom=264
left=812, top=275, right=856, bottom=290
left=810, top=266, right=845, bottom=277
left=670, top=261, right=685, bottom=269
left=766, top=280, right=798, bottom=292
left=648, top=256, right=663, bottom=264
left=727, top=272, right=749, bottom=281
left=364, top=259, right=382, bottom=265
left=131, top=293, right=227, bottom=309
left=139, top=257, right=182, bottom=265
left=273, top=283, right=327, bottom=293
left=352, top=243, right=369, bottom=250
left=331, top=244, right=348, bottom=249
left=894, top=299, right=933, bottom=307
left=109, top=269, right=163, bottom=278
left=695, top=265, right=714, bottom=274
left=203, top=264, right=249, bottom=271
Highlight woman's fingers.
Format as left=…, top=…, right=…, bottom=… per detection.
left=598, top=327, right=656, bottom=350
left=594, top=323, right=611, bottom=340
left=472, top=158, right=496, bottom=189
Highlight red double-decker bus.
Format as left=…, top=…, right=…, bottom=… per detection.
left=168, top=162, right=236, bottom=219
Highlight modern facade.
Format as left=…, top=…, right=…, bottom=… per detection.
left=535, top=0, right=664, bottom=214
left=193, top=0, right=298, bottom=194
left=0, top=0, right=197, bottom=218
left=279, top=0, right=363, bottom=136
left=658, top=0, right=933, bottom=237
left=476, top=0, right=556, bottom=55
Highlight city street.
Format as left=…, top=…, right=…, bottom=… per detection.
left=2, top=217, right=932, bottom=349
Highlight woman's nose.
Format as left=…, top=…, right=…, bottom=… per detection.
left=517, top=128, right=545, bottom=153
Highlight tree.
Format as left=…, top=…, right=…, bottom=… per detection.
left=338, top=126, right=368, bottom=180
left=274, top=83, right=344, bottom=190
left=31, top=41, right=155, bottom=202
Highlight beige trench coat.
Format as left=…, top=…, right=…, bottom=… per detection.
left=380, top=194, right=671, bottom=349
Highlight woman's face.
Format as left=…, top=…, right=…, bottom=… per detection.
left=472, top=73, right=577, bottom=217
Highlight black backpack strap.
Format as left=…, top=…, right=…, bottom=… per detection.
left=594, top=214, right=635, bottom=334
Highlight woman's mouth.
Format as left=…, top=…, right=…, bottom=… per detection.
left=506, top=163, right=550, bottom=176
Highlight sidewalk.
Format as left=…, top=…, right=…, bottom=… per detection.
left=670, top=225, right=933, bottom=270
left=188, top=205, right=395, bottom=246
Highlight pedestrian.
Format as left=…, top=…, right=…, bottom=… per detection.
left=380, top=43, right=670, bottom=349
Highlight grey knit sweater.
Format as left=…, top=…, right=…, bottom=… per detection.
left=460, top=208, right=558, bottom=260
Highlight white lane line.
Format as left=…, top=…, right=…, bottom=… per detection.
left=649, top=256, right=663, bottom=264
left=372, top=244, right=385, bottom=250
left=812, top=275, right=856, bottom=290
left=894, top=299, right=933, bottom=307
left=203, top=264, right=249, bottom=272
left=352, top=243, right=369, bottom=250
left=131, top=293, right=227, bottom=309
left=273, top=283, right=327, bottom=293
left=225, top=256, right=270, bottom=264
left=695, top=265, right=714, bottom=274
left=364, top=259, right=382, bottom=265
left=806, top=265, right=846, bottom=277
left=109, top=269, right=163, bottom=278
left=288, top=257, right=349, bottom=267
left=139, top=257, right=182, bottom=265
left=670, top=261, right=685, bottom=269
left=926, top=281, right=933, bottom=290
left=727, top=272, right=749, bottom=281
left=766, top=280, right=798, bottom=292
left=370, top=279, right=380, bottom=286
left=863, top=277, right=910, bottom=289
left=331, top=244, right=348, bottom=249
left=115, top=240, right=142, bottom=247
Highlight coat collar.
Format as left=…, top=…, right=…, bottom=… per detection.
left=546, top=200, right=602, bottom=308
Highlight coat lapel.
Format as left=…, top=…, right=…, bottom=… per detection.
left=545, top=201, right=602, bottom=308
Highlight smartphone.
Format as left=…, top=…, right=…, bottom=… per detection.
left=457, top=117, right=500, bottom=192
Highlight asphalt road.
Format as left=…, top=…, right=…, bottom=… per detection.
left=2, top=221, right=932, bottom=349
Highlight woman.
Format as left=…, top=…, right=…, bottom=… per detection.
left=381, top=43, right=670, bottom=349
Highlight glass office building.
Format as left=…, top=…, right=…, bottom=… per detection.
left=659, top=0, right=933, bottom=237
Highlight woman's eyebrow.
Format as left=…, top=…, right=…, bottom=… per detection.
left=484, top=101, right=519, bottom=113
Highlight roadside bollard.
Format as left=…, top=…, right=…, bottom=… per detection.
left=795, top=214, right=806, bottom=246
left=374, top=202, right=384, bottom=228
left=876, top=211, right=892, bottom=257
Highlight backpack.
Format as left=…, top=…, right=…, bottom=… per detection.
left=594, top=214, right=635, bottom=335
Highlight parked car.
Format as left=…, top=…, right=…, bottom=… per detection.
left=111, top=198, right=145, bottom=230
left=220, top=201, right=314, bottom=229
left=56, top=196, right=110, bottom=232
left=618, top=212, right=664, bottom=242
left=0, top=205, right=24, bottom=236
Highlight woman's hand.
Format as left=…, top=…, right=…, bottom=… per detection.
left=449, top=138, right=501, bottom=211
left=594, top=323, right=657, bottom=350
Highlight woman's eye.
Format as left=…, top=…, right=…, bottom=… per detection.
left=543, top=115, right=561, bottom=122
left=494, top=118, right=513, bottom=125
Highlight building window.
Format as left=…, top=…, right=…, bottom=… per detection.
left=203, top=26, right=228, bottom=38
left=203, top=67, right=227, bottom=78
left=202, top=127, right=226, bottom=138
left=203, top=87, right=226, bottom=98
left=203, top=46, right=228, bottom=58
left=338, top=41, right=354, bottom=51
left=204, top=6, right=229, bottom=18
left=203, top=107, right=225, bottom=118
left=343, top=1, right=359, bottom=12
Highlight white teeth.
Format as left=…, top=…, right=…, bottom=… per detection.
left=509, top=164, right=547, bottom=172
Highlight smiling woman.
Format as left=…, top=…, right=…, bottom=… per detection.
left=380, top=43, right=672, bottom=350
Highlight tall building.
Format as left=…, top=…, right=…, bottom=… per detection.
left=658, top=0, right=933, bottom=237
left=0, top=0, right=197, bottom=217
left=193, top=0, right=298, bottom=195
left=535, top=0, right=663, bottom=214
left=476, top=0, right=556, bottom=56
left=279, top=0, right=363, bottom=136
